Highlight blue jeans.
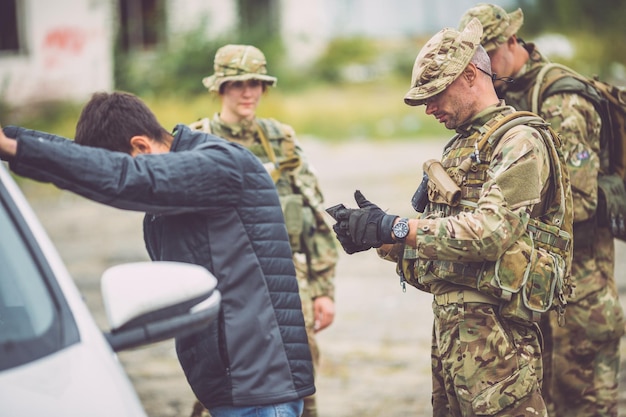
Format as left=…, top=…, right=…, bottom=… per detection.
left=208, top=400, right=304, bottom=417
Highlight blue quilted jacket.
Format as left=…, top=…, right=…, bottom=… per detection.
left=5, top=124, right=315, bottom=408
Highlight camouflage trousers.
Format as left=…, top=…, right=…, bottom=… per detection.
left=541, top=284, right=625, bottom=417
left=431, top=298, right=547, bottom=417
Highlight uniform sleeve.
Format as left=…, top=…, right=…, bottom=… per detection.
left=9, top=127, right=245, bottom=214
left=540, top=92, right=601, bottom=223
left=413, top=126, right=550, bottom=262
left=291, top=138, right=338, bottom=300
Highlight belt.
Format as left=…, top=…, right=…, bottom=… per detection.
left=434, top=290, right=500, bottom=306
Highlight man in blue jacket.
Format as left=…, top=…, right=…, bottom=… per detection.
left=0, top=91, right=315, bottom=417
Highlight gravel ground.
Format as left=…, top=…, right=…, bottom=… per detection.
left=20, top=137, right=626, bottom=417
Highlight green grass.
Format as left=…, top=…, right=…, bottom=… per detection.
left=144, top=80, right=446, bottom=142
left=4, top=101, right=84, bottom=138
left=4, top=80, right=446, bottom=143
left=255, top=81, right=445, bottom=142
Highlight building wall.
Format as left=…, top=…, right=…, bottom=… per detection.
left=166, top=0, right=236, bottom=39
left=280, top=0, right=518, bottom=68
left=0, top=0, right=114, bottom=106
left=0, top=0, right=519, bottom=105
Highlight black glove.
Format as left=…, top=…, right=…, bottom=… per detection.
left=332, top=190, right=397, bottom=254
left=327, top=202, right=370, bottom=254
left=332, top=221, right=370, bottom=254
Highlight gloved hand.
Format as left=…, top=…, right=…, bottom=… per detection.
left=331, top=190, right=397, bottom=254
left=332, top=221, right=370, bottom=254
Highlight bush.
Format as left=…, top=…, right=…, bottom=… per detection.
left=2, top=100, right=82, bottom=138
left=115, top=19, right=231, bottom=97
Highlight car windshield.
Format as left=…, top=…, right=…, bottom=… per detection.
left=0, top=187, right=75, bottom=371
left=0, top=207, right=55, bottom=341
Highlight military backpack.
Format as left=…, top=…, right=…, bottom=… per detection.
left=531, top=63, right=626, bottom=240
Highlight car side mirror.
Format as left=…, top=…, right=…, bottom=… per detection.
left=101, top=261, right=221, bottom=352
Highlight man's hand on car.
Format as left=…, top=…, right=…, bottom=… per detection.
left=0, top=124, right=17, bottom=159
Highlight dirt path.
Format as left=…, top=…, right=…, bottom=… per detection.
left=21, top=137, right=626, bottom=417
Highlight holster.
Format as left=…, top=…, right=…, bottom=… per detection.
left=424, top=159, right=461, bottom=207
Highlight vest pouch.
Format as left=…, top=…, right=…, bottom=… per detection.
left=401, top=245, right=444, bottom=292
left=400, top=246, right=429, bottom=290
left=473, top=235, right=532, bottom=306
left=298, top=205, right=317, bottom=255
left=597, top=173, right=626, bottom=241
left=280, top=194, right=304, bottom=252
left=500, top=247, right=563, bottom=325
left=492, top=234, right=534, bottom=300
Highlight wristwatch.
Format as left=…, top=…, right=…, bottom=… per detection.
left=392, top=217, right=409, bottom=241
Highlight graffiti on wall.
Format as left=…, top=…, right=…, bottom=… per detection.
left=42, top=27, right=91, bottom=68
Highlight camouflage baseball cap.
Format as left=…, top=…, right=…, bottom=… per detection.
left=202, top=44, right=277, bottom=93
left=458, top=3, right=523, bottom=52
left=404, top=17, right=483, bottom=107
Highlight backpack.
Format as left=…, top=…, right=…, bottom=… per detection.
left=531, top=63, right=626, bottom=240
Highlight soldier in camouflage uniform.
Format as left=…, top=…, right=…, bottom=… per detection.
left=458, top=5, right=626, bottom=416
left=328, top=18, right=575, bottom=417
left=188, top=44, right=338, bottom=417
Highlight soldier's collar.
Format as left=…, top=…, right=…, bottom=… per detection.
left=214, top=114, right=257, bottom=138
left=455, top=100, right=508, bottom=136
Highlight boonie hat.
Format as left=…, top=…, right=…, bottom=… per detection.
left=202, top=44, right=277, bottom=93
left=458, top=3, right=524, bottom=52
left=404, top=17, right=483, bottom=107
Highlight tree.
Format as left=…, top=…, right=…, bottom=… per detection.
left=519, top=0, right=626, bottom=35
left=235, top=0, right=285, bottom=82
left=516, top=0, right=626, bottom=78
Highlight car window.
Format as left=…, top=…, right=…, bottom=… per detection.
left=0, top=186, right=78, bottom=371
left=0, top=205, right=55, bottom=340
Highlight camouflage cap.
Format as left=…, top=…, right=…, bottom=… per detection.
left=404, top=17, right=483, bottom=107
left=458, top=3, right=523, bottom=52
left=202, top=44, right=277, bottom=93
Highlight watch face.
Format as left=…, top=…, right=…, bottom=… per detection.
left=393, top=219, right=409, bottom=239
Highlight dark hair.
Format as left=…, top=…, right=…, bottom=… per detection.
left=75, top=91, right=170, bottom=153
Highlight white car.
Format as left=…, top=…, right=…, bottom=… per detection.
left=0, top=161, right=221, bottom=416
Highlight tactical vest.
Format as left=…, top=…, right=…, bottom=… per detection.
left=401, top=110, right=573, bottom=325
left=189, top=117, right=312, bottom=253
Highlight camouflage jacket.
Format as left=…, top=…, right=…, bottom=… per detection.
left=381, top=103, right=571, bottom=306
left=190, top=114, right=337, bottom=300
left=498, top=44, right=611, bottom=301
